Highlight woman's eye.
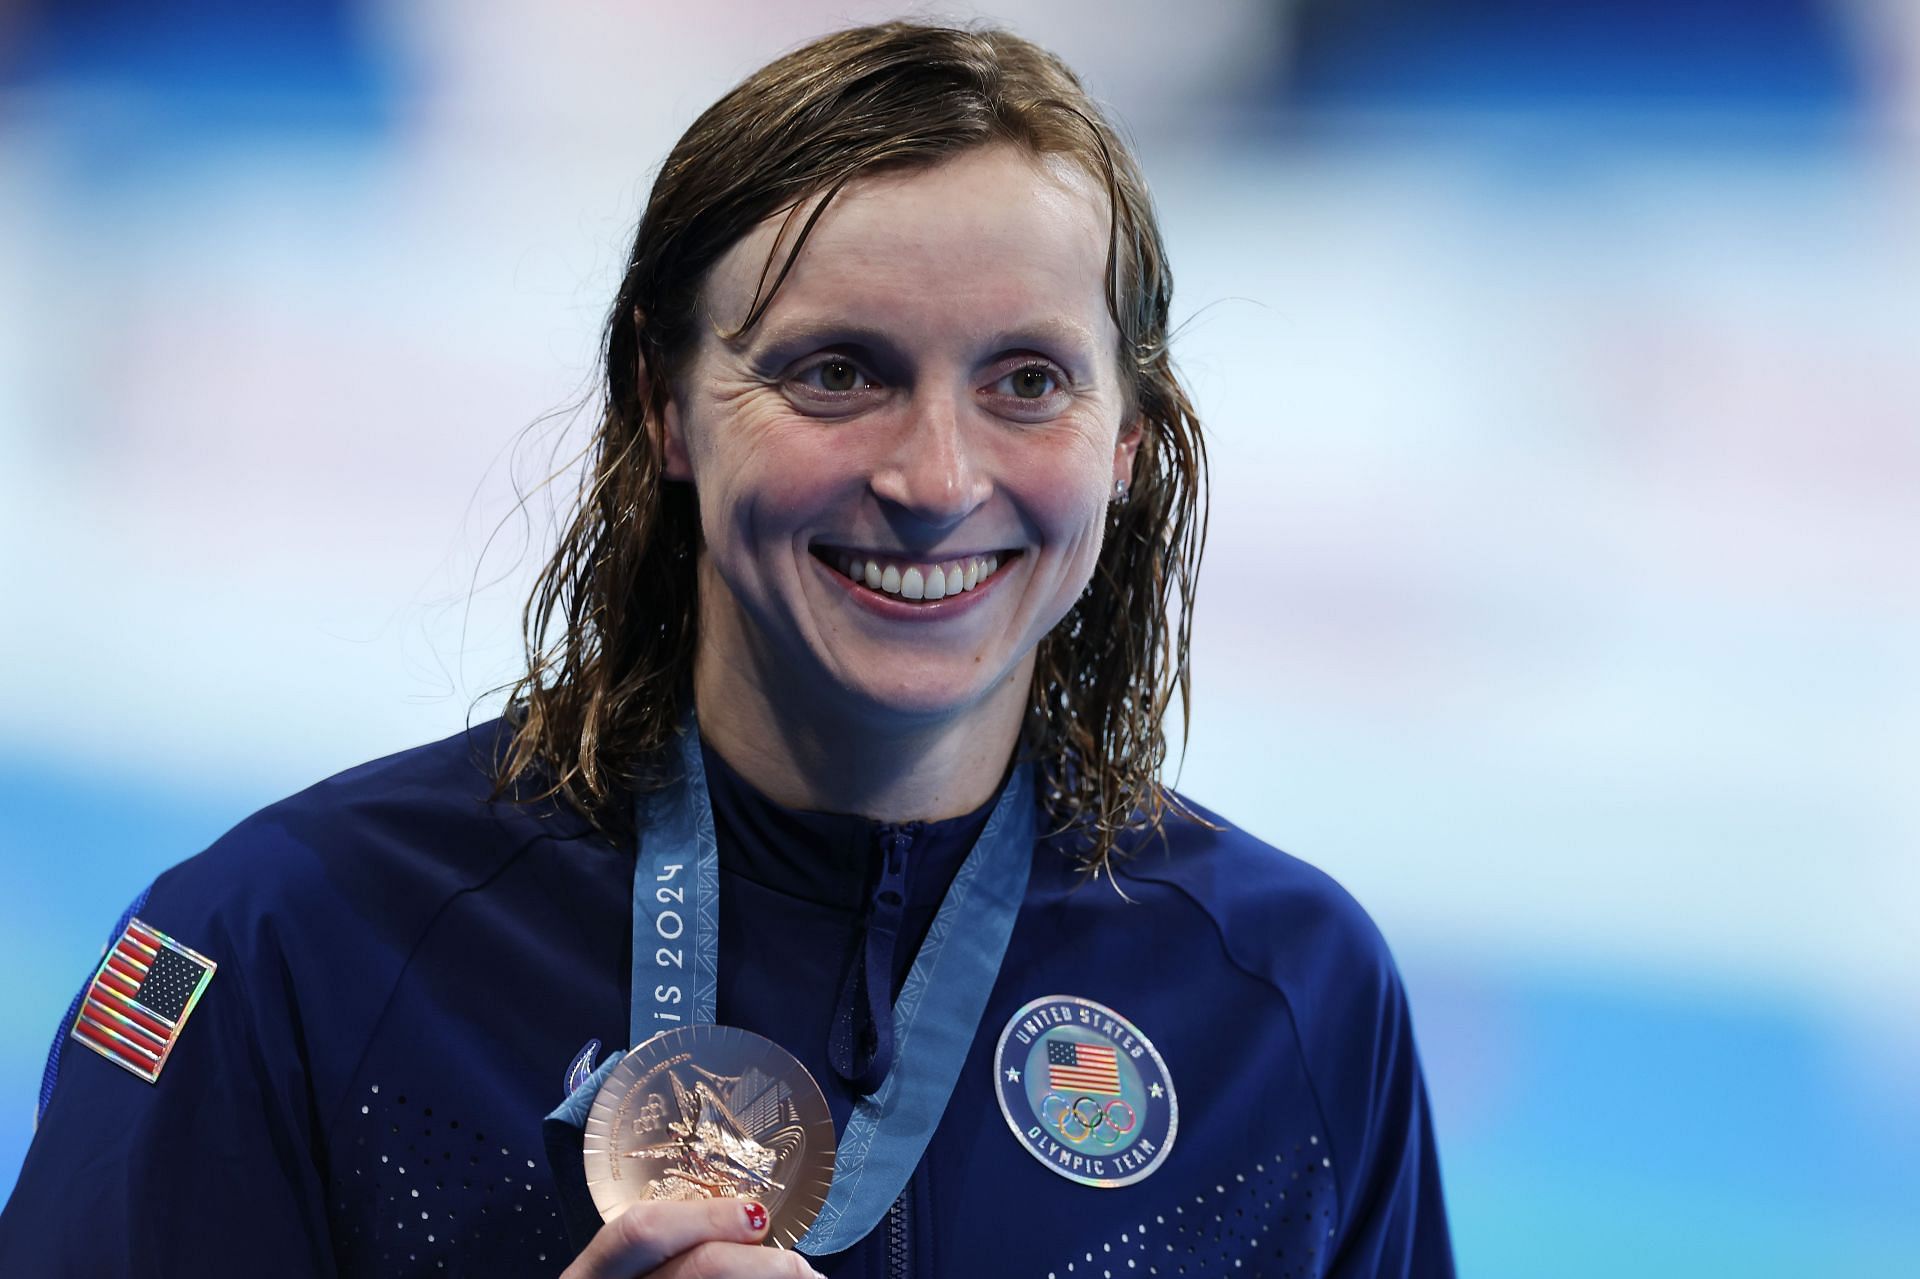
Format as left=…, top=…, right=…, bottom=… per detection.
left=993, top=364, right=1062, bottom=401
left=797, top=357, right=869, bottom=394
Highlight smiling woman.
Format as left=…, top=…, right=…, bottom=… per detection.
left=0, top=21, right=1454, bottom=1279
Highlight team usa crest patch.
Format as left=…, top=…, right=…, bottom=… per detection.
left=69, top=918, right=216, bottom=1084
left=994, top=994, right=1177, bottom=1187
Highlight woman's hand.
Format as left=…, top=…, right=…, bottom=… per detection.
left=559, top=1198, right=825, bottom=1278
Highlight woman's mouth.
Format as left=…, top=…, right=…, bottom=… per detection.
left=812, top=547, right=1018, bottom=602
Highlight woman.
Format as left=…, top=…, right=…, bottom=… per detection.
left=0, top=22, right=1453, bottom=1278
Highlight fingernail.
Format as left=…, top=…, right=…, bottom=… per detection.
left=744, top=1200, right=769, bottom=1232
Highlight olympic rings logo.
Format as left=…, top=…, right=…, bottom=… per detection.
left=1042, top=1092, right=1137, bottom=1146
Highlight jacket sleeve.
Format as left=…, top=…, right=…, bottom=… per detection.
left=0, top=884, right=338, bottom=1276
left=1321, top=942, right=1455, bottom=1278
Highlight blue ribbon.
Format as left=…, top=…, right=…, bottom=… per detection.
left=547, top=714, right=1035, bottom=1255
left=630, top=728, right=721, bottom=1041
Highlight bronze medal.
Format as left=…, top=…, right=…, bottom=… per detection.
left=582, top=1024, right=836, bottom=1248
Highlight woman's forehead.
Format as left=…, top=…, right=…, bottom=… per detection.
left=699, top=145, right=1117, bottom=351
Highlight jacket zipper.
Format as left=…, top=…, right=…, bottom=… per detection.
left=886, top=1183, right=912, bottom=1278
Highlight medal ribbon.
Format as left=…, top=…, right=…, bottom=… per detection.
left=630, top=723, right=721, bottom=1038
left=622, top=713, right=1034, bottom=1254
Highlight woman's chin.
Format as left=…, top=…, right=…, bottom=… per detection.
left=812, top=656, right=1020, bottom=729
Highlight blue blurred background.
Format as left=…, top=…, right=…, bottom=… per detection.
left=2, top=1, right=1915, bottom=1272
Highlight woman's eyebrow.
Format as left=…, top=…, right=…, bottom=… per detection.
left=744, top=319, right=902, bottom=362
left=988, top=317, right=1100, bottom=362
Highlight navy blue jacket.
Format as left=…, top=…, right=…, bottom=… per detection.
left=0, top=721, right=1454, bottom=1276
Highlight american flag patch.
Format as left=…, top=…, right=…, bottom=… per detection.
left=1047, top=1039, right=1121, bottom=1095
left=69, top=918, right=217, bottom=1084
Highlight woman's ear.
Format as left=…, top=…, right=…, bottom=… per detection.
left=636, top=310, right=696, bottom=482
left=1113, top=415, right=1145, bottom=488
left=657, top=395, right=694, bottom=482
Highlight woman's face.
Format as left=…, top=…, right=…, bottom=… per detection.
left=664, top=144, right=1139, bottom=732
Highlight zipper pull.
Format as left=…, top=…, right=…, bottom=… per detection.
left=874, top=825, right=914, bottom=918
left=827, top=823, right=919, bottom=1094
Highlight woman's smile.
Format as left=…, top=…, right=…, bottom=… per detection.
left=809, top=545, right=1021, bottom=614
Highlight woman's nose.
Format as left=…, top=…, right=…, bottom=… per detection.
left=868, top=395, right=990, bottom=527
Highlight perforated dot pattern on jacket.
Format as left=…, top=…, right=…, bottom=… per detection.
left=1041, top=1138, right=1339, bottom=1279
left=326, top=1082, right=564, bottom=1275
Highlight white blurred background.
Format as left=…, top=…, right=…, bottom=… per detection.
left=2, top=1, right=1916, bottom=1273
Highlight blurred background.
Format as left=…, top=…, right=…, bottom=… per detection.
left=2, top=0, right=1915, bottom=1272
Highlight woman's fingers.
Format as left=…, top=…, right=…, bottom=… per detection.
left=558, top=1197, right=812, bottom=1278
left=651, top=1240, right=826, bottom=1279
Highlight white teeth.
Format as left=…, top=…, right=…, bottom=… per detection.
left=838, top=552, right=1007, bottom=599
